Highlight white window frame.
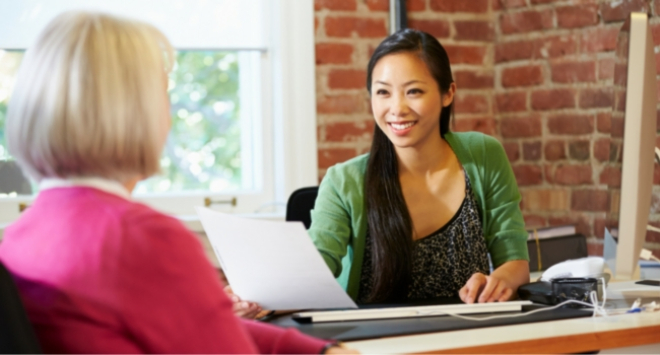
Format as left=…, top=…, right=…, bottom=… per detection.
left=0, top=0, right=318, bottom=231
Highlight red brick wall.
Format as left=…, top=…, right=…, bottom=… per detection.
left=314, top=0, right=660, bottom=258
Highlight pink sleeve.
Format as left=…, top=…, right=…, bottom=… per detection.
left=242, top=319, right=329, bottom=354
left=115, top=211, right=329, bottom=354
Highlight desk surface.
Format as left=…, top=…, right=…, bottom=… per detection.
left=344, top=310, right=660, bottom=354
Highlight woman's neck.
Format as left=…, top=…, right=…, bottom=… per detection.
left=395, top=133, right=451, bottom=178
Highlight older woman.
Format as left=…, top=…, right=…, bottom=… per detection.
left=0, top=11, right=352, bottom=354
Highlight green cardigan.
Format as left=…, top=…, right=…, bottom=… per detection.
left=308, top=131, right=529, bottom=300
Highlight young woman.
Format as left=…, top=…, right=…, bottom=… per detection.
left=0, top=11, right=353, bottom=354
left=308, top=29, right=530, bottom=304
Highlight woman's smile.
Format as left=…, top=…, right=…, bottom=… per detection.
left=388, top=121, right=417, bottom=135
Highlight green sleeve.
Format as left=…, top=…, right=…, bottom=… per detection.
left=307, top=166, right=352, bottom=277
left=481, top=136, right=529, bottom=267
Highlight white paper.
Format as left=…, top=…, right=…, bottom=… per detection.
left=196, top=207, right=358, bottom=310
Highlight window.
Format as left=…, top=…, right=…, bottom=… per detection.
left=0, top=0, right=318, bottom=226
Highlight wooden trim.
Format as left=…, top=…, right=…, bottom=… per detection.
left=420, top=325, right=660, bottom=354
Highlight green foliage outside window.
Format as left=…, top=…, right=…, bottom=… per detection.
left=0, top=50, right=243, bottom=194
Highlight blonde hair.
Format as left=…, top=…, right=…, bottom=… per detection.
left=6, top=11, right=174, bottom=182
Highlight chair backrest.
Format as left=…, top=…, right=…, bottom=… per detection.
left=285, top=186, right=319, bottom=229
left=0, top=261, right=42, bottom=354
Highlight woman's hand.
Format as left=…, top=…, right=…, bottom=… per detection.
left=459, top=273, right=512, bottom=303
left=324, top=345, right=360, bottom=354
left=459, top=260, right=530, bottom=304
left=224, top=285, right=264, bottom=319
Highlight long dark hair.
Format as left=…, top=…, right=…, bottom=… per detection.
left=364, top=29, right=454, bottom=303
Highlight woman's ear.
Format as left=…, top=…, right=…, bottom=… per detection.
left=442, top=82, right=457, bottom=107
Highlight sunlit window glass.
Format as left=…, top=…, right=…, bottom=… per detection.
left=0, top=50, right=248, bottom=196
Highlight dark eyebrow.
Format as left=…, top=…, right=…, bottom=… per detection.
left=374, top=81, right=391, bottom=86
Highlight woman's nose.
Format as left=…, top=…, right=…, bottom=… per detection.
left=389, top=95, right=409, bottom=117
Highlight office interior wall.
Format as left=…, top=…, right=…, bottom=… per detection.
left=313, top=0, right=660, bottom=258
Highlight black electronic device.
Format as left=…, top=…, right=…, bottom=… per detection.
left=634, top=280, right=660, bottom=287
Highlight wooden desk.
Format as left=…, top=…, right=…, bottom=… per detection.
left=344, top=311, right=660, bottom=353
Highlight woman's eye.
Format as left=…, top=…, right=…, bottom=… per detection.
left=376, top=89, right=388, bottom=95
left=408, top=88, right=423, bottom=95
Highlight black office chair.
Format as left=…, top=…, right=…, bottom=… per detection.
left=285, top=186, right=319, bottom=229
left=0, top=261, right=42, bottom=353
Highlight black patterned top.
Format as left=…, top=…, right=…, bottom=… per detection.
left=357, top=171, right=490, bottom=303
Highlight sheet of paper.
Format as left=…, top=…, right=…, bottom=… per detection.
left=196, top=207, right=358, bottom=310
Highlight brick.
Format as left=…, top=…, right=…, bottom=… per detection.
left=495, top=40, right=534, bottom=63
left=500, top=9, right=554, bottom=34
left=579, top=88, right=614, bottom=109
left=530, top=0, right=560, bottom=4
left=325, top=17, right=387, bottom=38
left=555, top=164, right=593, bottom=185
left=318, top=148, right=358, bottom=169
left=430, top=0, right=489, bottom=13
left=453, top=117, right=496, bottom=135
left=548, top=215, right=591, bottom=238
left=444, top=45, right=488, bottom=65
left=547, top=114, right=594, bottom=135
left=531, top=89, right=576, bottom=110
left=571, top=189, right=610, bottom=212
left=551, top=60, right=597, bottom=83
left=545, top=140, right=566, bottom=161
left=597, top=112, right=611, bottom=133
left=499, top=0, right=527, bottom=9
left=523, top=141, right=542, bottom=161
left=315, top=43, right=354, bottom=65
left=614, top=62, right=628, bottom=87
left=614, top=90, right=626, bottom=114
left=501, top=114, right=542, bottom=138
left=317, top=94, right=364, bottom=114
left=580, top=27, right=619, bottom=53
left=408, top=19, right=451, bottom=38
left=315, top=0, right=357, bottom=11
left=523, top=214, right=547, bottom=228
left=543, top=164, right=555, bottom=184
left=598, top=58, right=615, bottom=80
left=556, top=5, right=599, bottom=29
left=365, top=0, right=388, bottom=11
left=502, top=65, right=544, bottom=88
left=454, top=70, right=494, bottom=89
left=503, top=142, right=520, bottom=162
left=599, top=166, right=622, bottom=187
left=495, top=92, right=527, bottom=113
left=454, top=93, right=489, bottom=114
left=328, top=69, right=367, bottom=89
left=568, top=140, right=591, bottom=160
left=522, top=189, right=570, bottom=211
left=513, top=165, right=544, bottom=186
left=406, top=0, right=426, bottom=11
left=454, top=21, right=495, bottom=41
left=594, top=218, right=607, bottom=239
left=534, top=35, right=579, bottom=59
left=656, top=52, right=660, bottom=75
left=600, top=0, right=649, bottom=22
left=594, top=138, right=611, bottom=162
left=587, top=242, right=604, bottom=257
left=324, top=121, right=374, bottom=142
left=368, top=0, right=425, bottom=12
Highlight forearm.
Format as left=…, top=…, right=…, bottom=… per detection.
left=492, top=260, right=530, bottom=294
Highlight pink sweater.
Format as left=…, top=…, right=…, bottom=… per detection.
left=0, top=187, right=328, bottom=354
